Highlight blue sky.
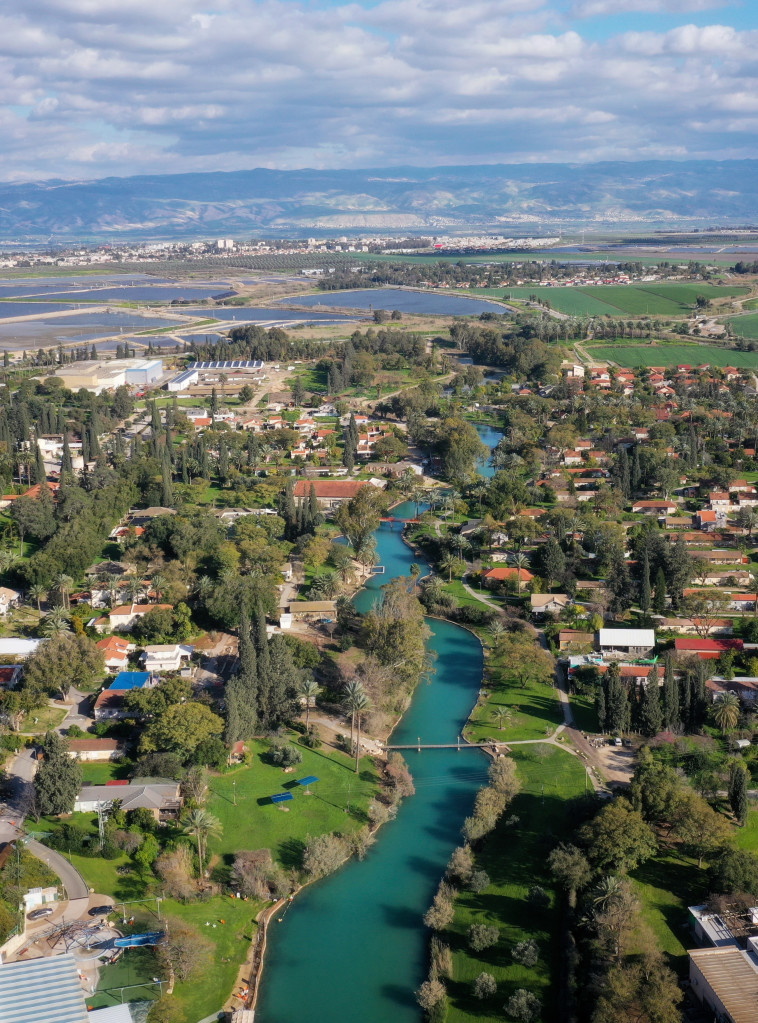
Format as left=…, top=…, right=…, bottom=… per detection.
left=1, top=0, right=757, bottom=181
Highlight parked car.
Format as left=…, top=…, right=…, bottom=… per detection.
left=27, top=906, right=54, bottom=921
left=613, top=737, right=623, bottom=747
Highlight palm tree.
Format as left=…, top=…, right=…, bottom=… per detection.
left=151, top=573, right=166, bottom=602
left=471, top=482, right=488, bottom=517
left=439, top=552, right=457, bottom=583
left=181, top=808, right=222, bottom=878
left=40, top=607, right=72, bottom=637
left=343, top=679, right=366, bottom=750
left=0, top=550, right=21, bottom=574
left=27, top=583, right=46, bottom=615
left=319, top=570, right=340, bottom=599
left=352, top=689, right=371, bottom=774
left=298, top=678, right=320, bottom=731
left=491, top=707, right=512, bottom=731
left=54, top=573, right=74, bottom=610
left=512, top=553, right=529, bottom=594
left=712, top=692, right=740, bottom=735
left=590, top=874, right=626, bottom=913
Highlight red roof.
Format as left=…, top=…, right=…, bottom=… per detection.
left=292, top=480, right=369, bottom=499
left=69, top=738, right=120, bottom=752
left=483, top=566, right=534, bottom=582
left=674, top=638, right=743, bottom=652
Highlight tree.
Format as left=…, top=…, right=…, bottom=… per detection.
left=579, top=799, right=657, bottom=872
left=156, top=919, right=213, bottom=981
left=729, top=759, right=749, bottom=826
left=488, top=757, right=521, bottom=800
left=23, top=633, right=105, bottom=701
left=39, top=607, right=72, bottom=638
left=548, top=843, right=592, bottom=896
left=511, top=939, right=539, bottom=967
left=181, top=808, right=222, bottom=877
left=674, top=790, right=733, bottom=867
left=712, top=691, right=740, bottom=735
left=662, top=654, right=680, bottom=732
left=652, top=566, right=666, bottom=615
left=601, top=662, right=629, bottom=736
left=298, top=677, right=319, bottom=732
left=424, top=881, right=457, bottom=930
left=416, top=977, right=446, bottom=1013
left=640, top=551, right=651, bottom=612
left=505, top=989, right=542, bottom=1023
left=473, top=973, right=497, bottom=999
left=302, top=833, right=348, bottom=878
left=141, top=702, right=224, bottom=755
left=639, top=667, right=662, bottom=738
left=709, top=847, right=758, bottom=896
left=539, top=537, right=566, bottom=590
left=352, top=688, right=370, bottom=773
left=468, top=923, right=500, bottom=951
left=496, top=634, right=553, bottom=689
left=34, top=731, right=82, bottom=815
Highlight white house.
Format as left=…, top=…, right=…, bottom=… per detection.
left=0, top=587, right=21, bottom=616
left=101, top=603, right=173, bottom=633
left=597, top=628, right=656, bottom=659
left=140, top=644, right=194, bottom=673
left=67, top=738, right=122, bottom=762
left=74, top=781, right=182, bottom=819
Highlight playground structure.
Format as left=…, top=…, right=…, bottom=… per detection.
left=113, top=931, right=164, bottom=947
left=15, top=919, right=112, bottom=960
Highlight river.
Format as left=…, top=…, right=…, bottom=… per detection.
left=474, top=421, right=505, bottom=479
left=256, top=503, right=489, bottom=1022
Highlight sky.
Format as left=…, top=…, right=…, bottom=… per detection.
left=2, top=0, right=758, bottom=182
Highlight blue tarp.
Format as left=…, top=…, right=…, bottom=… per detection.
left=297, top=776, right=319, bottom=787
left=271, top=792, right=294, bottom=804
left=110, top=671, right=150, bottom=691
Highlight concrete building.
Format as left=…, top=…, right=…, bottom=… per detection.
left=166, top=367, right=199, bottom=392
left=0, top=637, right=42, bottom=659
left=67, top=738, right=122, bottom=761
left=689, top=946, right=758, bottom=1023
left=292, top=478, right=380, bottom=511
left=140, top=643, right=194, bottom=673
left=100, top=602, right=173, bottom=632
left=54, top=359, right=163, bottom=395
left=74, top=781, right=182, bottom=819
left=597, top=628, right=656, bottom=659
left=0, top=954, right=133, bottom=1022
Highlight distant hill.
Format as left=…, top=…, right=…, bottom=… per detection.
left=2, top=161, right=758, bottom=241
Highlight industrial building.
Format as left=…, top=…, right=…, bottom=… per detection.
left=54, top=358, right=164, bottom=395
left=166, top=359, right=265, bottom=392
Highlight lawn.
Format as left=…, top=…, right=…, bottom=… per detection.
left=586, top=342, right=758, bottom=369
left=464, top=677, right=561, bottom=743
left=79, top=760, right=132, bottom=785
left=729, top=313, right=758, bottom=339
left=20, top=705, right=67, bottom=734
left=205, top=737, right=380, bottom=867
left=445, top=744, right=588, bottom=1023
left=569, top=692, right=599, bottom=734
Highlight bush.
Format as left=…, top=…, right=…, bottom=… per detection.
left=468, top=923, right=500, bottom=952
left=505, top=989, right=542, bottom=1022
left=473, top=972, right=497, bottom=999
left=66, top=724, right=86, bottom=738
left=269, top=743, right=303, bottom=767
left=468, top=870, right=490, bottom=893
left=527, top=885, right=550, bottom=909
left=300, top=729, right=322, bottom=749
left=302, top=833, right=348, bottom=878
left=511, top=938, right=539, bottom=967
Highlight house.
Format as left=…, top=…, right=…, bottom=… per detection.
left=706, top=677, right=758, bottom=702
left=674, top=637, right=744, bottom=660
left=96, top=636, right=132, bottom=672
left=530, top=594, right=570, bottom=617
left=93, top=671, right=152, bottom=720
left=656, top=617, right=733, bottom=636
left=0, top=638, right=43, bottom=659
left=632, top=500, right=677, bottom=515
left=483, top=566, right=534, bottom=589
left=74, top=780, right=182, bottom=819
left=103, top=603, right=173, bottom=632
left=0, top=587, right=21, bottom=616
left=0, top=665, right=21, bottom=688
left=688, top=946, right=758, bottom=1023
left=696, top=509, right=719, bottom=529
left=558, top=630, right=594, bottom=651
left=286, top=601, right=337, bottom=619
left=140, top=644, right=194, bottom=673
left=292, top=478, right=383, bottom=511
left=67, top=738, right=122, bottom=761
left=597, top=628, right=655, bottom=659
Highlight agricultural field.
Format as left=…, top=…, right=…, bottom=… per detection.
left=585, top=342, right=758, bottom=369
left=471, top=283, right=749, bottom=317
left=729, top=313, right=758, bottom=339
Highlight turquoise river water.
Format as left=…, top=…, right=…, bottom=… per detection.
left=256, top=502, right=490, bottom=1022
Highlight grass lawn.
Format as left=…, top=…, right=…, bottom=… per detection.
left=569, top=693, right=599, bottom=734
left=730, top=313, right=758, bottom=339
left=734, top=808, right=758, bottom=853
left=79, top=760, right=133, bottom=785
left=629, top=849, right=707, bottom=975
left=464, top=677, right=561, bottom=743
left=443, top=577, right=500, bottom=612
left=20, top=705, right=67, bottom=734
left=586, top=342, right=758, bottom=369
left=445, top=744, right=588, bottom=1023
left=205, top=737, right=380, bottom=868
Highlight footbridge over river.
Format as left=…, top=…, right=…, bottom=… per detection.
left=381, top=740, right=509, bottom=753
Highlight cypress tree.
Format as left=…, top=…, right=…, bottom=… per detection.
left=618, top=446, right=631, bottom=500
left=631, top=446, right=641, bottom=492
left=262, top=635, right=298, bottom=727
left=596, top=682, right=606, bottom=733
left=640, top=664, right=663, bottom=737
left=729, top=761, right=749, bottom=825
left=218, top=438, right=229, bottom=483
left=161, top=453, right=174, bottom=508
left=604, top=663, right=629, bottom=736
left=640, top=551, right=651, bottom=612
left=181, top=450, right=189, bottom=484
left=653, top=567, right=667, bottom=614
left=662, top=653, right=679, bottom=731
left=309, top=484, right=322, bottom=528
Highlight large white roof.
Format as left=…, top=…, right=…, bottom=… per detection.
left=598, top=628, right=655, bottom=646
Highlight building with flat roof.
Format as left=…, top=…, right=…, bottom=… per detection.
left=689, top=946, right=758, bottom=1023
left=597, top=628, right=656, bottom=659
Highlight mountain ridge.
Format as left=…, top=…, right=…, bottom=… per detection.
left=2, top=161, right=757, bottom=241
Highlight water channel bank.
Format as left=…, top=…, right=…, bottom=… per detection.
left=255, top=504, right=489, bottom=1022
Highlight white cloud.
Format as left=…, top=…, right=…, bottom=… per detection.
left=0, top=0, right=755, bottom=180
left=573, top=0, right=730, bottom=16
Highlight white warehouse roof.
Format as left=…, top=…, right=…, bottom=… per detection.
left=0, top=954, right=89, bottom=1023
left=598, top=628, right=655, bottom=647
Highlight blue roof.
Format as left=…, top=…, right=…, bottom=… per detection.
left=297, top=776, right=319, bottom=786
left=270, top=792, right=294, bottom=804
left=110, top=671, right=150, bottom=691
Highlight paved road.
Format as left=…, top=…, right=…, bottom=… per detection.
left=26, top=839, right=88, bottom=900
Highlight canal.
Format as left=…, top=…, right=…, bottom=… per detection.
left=256, top=503, right=489, bottom=1022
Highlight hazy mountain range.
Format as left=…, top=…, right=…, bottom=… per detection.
left=2, top=161, right=757, bottom=242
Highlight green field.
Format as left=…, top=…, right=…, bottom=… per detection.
left=479, top=283, right=749, bottom=317
left=729, top=313, right=758, bottom=339
left=586, top=343, right=758, bottom=369
left=464, top=676, right=561, bottom=743
left=446, top=745, right=588, bottom=1023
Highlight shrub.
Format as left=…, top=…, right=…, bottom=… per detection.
left=468, top=923, right=500, bottom=952
left=511, top=938, right=539, bottom=967
left=468, top=870, right=490, bottom=893
left=473, top=972, right=497, bottom=999
left=505, top=989, right=542, bottom=1022
left=527, top=885, right=550, bottom=909
left=270, top=743, right=303, bottom=767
